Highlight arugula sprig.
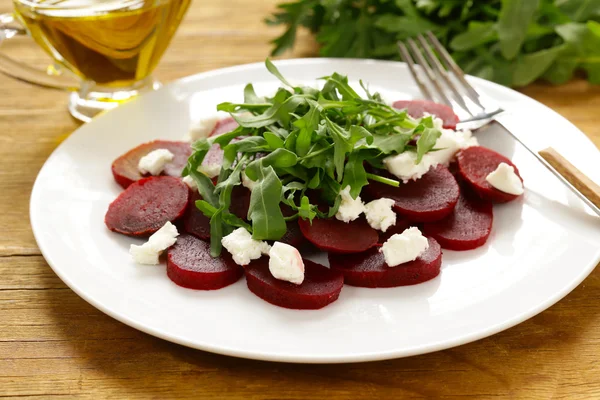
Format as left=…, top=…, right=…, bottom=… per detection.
left=183, top=59, right=442, bottom=256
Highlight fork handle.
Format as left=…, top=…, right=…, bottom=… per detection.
left=538, top=147, right=600, bottom=209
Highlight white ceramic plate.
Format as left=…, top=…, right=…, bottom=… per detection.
left=30, top=59, right=600, bottom=363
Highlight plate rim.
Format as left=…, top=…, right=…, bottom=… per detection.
left=30, top=58, right=600, bottom=363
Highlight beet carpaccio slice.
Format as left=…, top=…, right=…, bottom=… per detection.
left=183, top=190, right=211, bottom=240
left=245, top=258, right=344, bottom=309
left=365, top=165, right=459, bottom=223
left=457, top=146, right=523, bottom=203
left=111, top=140, right=192, bottom=189
left=392, top=99, right=460, bottom=129
left=105, top=176, right=189, bottom=237
left=422, top=189, right=493, bottom=251
left=298, top=217, right=378, bottom=254
left=167, top=234, right=243, bottom=290
left=329, top=237, right=442, bottom=288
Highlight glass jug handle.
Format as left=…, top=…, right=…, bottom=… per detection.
left=0, top=13, right=80, bottom=90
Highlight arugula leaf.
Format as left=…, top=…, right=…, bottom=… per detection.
left=415, top=127, right=442, bottom=164
left=325, top=117, right=352, bottom=181
left=342, top=153, right=368, bottom=199
left=248, top=165, right=287, bottom=240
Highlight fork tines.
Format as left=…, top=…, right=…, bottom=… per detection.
left=398, top=31, right=494, bottom=118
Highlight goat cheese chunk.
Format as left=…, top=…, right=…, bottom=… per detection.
left=335, top=185, right=365, bottom=222
left=182, top=175, right=197, bottom=190
left=364, top=198, right=397, bottom=232
left=241, top=170, right=257, bottom=191
left=486, top=162, right=524, bottom=195
left=221, top=228, right=271, bottom=266
left=384, top=127, right=478, bottom=182
left=185, top=115, right=220, bottom=142
left=198, top=162, right=221, bottom=179
left=268, top=242, right=304, bottom=285
left=138, top=149, right=174, bottom=176
left=380, top=227, right=429, bottom=267
left=130, top=222, right=179, bottom=265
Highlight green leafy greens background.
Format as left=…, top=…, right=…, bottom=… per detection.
left=266, top=0, right=600, bottom=87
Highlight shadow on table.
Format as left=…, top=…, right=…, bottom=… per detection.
left=42, top=264, right=600, bottom=399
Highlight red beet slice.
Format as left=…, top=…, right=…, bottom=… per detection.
left=422, top=189, right=493, bottom=251
left=393, top=99, right=460, bottom=129
left=210, top=117, right=239, bottom=137
left=105, top=176, right=189, bottom=237
left=199, top=117, right=241, bottom=178
left=298, top=217, right=379, bottom=254
left=183, top=190, right=210, bottom=240
left=329, top=237, right=442, bottom=288
left=230, top=186, right=251, bottom=220
left=111, top=140, right=192, bottom=189
left=167, top=234, right=243, bottom=290
left=457, top=146, right=523, bottom=203
left=245, top=258, right=344, bottom=310
left=365, top=165, right=459, bottom=223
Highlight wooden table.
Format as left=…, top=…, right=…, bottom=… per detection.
left=1, top=0, right=599, bottom=398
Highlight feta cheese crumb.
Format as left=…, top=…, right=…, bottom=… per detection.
left=129, top=221, right=179, bottom=265
left=335, top=185, right=365, bottom=222
left=221, top=228, right=271, bottom=266
left=182, top=175, right=197, bottom=190
left=138, top=149, right=174, bottom=176
left=268, top=242, right=304, bottom=285
left=383, top=128, right=478, bottom=182
left=380, top=227, right=429, bottom=267
left=364, top=198, right=397, bottom=232
left=241, top=170, right=257, bottom=191
left=185, top=115, right=220, bottom=142
left=383, top=150, right=432, bottom=183
left=486, top=162, right=524, bottom=195
left=198, top=162, right=221, bottom=179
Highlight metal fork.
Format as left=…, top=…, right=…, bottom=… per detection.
left=398, top=31, right=600, bottom=218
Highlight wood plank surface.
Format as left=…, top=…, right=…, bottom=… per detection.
left=0, top=0, right=599, bottom=398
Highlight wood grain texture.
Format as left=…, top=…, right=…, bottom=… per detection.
left=1, top=0, right=599, bottom=398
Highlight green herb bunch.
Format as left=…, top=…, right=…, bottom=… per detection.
left=267, top=0, right=600, bottom=87
left=182, top=59, right=442, bottom=256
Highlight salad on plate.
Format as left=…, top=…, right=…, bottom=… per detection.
left=104, top=59, right=524, bottom=310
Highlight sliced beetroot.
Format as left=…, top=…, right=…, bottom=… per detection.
left=111, top=140, right=192, bottom=189
left=230, top=186, right=251, bottom=220
left=210, top=117, right=239, bottom=137
left=378, top=217, right=411, bottom=244
left=200, top=117, right=241, bottom=179
left=393, top=99, right=460, bottom=129
left=365, top=165, right=459, bottom=223
left=167, top=234, right=243, bottom=290
left=105, top=176, right=189, bottom=237
left=245, top=258, right=344, bottom=310
left=298, top=217, right=378, bottom=254
left=457, top=146, right=524, bottom=203
left=183, top=190, right=210, bottom=240
left=422, top=189, right=493, bottom=251
left=329, top=237, right=442, bottom=288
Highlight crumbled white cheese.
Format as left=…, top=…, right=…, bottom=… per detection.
left=380, top=227, right=429, bottom=267
left=185, top=115, right=220, bottom=142
left=138, top=149, right=174, bottom=176
left=182, top=175, right=197, bottom=190
left=268, top=242, right=304, bottom=285
left=364, top=198, right=397, bottom=232
left=221, top=228, right=271, bottom=266
left=383, top=150, right=432, bottom=183
left=335, top=185, right=365, bottom=222
left=198, top=162, right=221, bottom=179
left=486, top=162, right=524, bottom=195
left=241, top=170, right=257, bottom=191
left=129, top=221, right=179, bottom=265
left=383, top=128, right=478, bottom=182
